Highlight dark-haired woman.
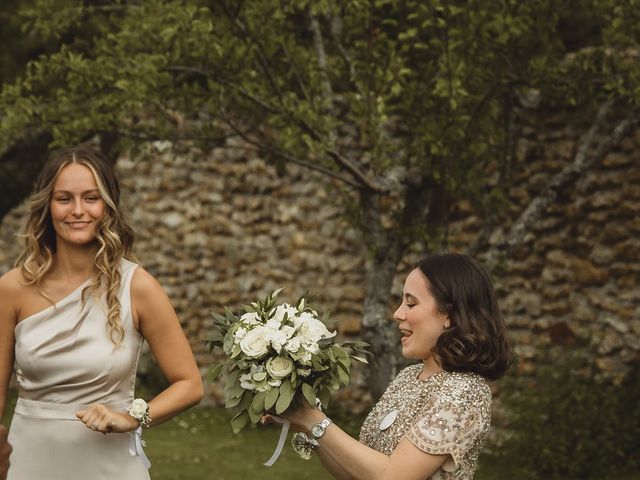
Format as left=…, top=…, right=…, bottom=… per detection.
left=267, top=253, right=513, bottom=480
left=0, top=148, right=203, bottom=479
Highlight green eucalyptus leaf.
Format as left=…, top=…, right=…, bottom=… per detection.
left=237, top=390, right=253, bottom=411
left=265, top=387, right=279, bottom=411
left=248, top=405, right=263, bottom=424
left=275, top=387, right=294, bottom=414
left=301, top=383, right=316, bottom=406
left=231, top=411, right=249, bottom=433
left=252, top=391, right=266, bottom=413
left=206, top=362, right=225, bottom=382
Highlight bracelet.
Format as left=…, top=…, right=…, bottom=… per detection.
left=128, top=398, right=152, bottom=428
left=291, top=432, right=319, bottom=460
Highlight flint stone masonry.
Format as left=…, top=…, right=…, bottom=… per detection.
left=0, top=119, right=638, bottom=405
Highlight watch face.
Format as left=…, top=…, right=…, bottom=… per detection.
left=311, top=424, right=324, bottom=438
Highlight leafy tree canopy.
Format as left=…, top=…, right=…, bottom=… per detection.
left=2, top=0, right=638, bottom=395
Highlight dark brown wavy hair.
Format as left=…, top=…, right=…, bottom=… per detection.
left=16, top=147, right=135, bottom=346
left=415, top=253, right=513, bottom=380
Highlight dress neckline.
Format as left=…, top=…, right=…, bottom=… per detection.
left=15, top=276, right=94, bottom=329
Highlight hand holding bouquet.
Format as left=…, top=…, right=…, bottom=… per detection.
left=205, top=289, right=370, bottom=436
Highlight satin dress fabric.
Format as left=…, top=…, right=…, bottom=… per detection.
left=8, top=259, right=150, bottom=480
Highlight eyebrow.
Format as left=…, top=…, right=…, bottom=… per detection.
left=404, top=293, right=419, bottom=301
left=53, top=189, right=100, bottom=195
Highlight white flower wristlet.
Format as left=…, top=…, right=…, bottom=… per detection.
left=128, top=399, right=152, bottom=428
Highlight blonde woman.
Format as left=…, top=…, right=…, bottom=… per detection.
left=0, top=148, right=203, bottom=479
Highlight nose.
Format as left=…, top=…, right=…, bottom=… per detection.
left=392, top=303, right=404, bottom=322
left=71, top=199, right=84, bottom=217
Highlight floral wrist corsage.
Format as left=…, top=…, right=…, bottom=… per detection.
left=128, top=398, right=152, bottom=428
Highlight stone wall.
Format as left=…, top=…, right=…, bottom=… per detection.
left=452, top=114, right=640, bottom=380
left=0, top=119, right=638, bottom=405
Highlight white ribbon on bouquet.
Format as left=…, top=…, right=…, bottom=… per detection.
left=263, top=416, right=291, bottom=466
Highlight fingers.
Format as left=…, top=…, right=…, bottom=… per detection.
left=75, top=404, right=114, bottom=434
left=260, top=414, right=274, bottom=425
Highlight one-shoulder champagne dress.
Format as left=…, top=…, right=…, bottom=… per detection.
left=8, top=259, right=151, bottom=479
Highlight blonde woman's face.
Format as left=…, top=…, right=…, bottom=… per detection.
left=50, top=163, right=106, bottom=247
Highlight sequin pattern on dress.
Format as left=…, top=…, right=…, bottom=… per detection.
left=358, top=364, right=492, bottom=480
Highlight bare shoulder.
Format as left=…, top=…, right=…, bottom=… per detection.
left=0, top=268, right=26, bottom=321
left=130, top=267, right=166, bottom=300
left=0, top=268, right=27, bottom=296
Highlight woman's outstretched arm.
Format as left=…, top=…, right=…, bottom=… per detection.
left=277, top=405, right=449, bottom=480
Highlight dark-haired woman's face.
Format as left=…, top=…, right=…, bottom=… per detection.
left=50, top=164, right=105, bottom=248
left=393, top=268, right=449, bottom=361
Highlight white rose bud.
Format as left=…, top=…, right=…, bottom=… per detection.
left=265, top=356, right=294, bottom=379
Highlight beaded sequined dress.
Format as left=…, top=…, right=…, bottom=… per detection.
left=7, top=259, right=150, bottom=480
left=359, top=364, right=491, bottom=479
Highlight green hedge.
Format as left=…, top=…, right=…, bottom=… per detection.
left=498, top=347, right=640, bottom=479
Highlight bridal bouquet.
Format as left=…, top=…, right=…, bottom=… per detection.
left=205, top=289, right=369, bottom=434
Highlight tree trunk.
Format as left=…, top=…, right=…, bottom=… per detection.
left=361, top=249, right=402, bottom=400
left=359, top=191, right=403, bottom=400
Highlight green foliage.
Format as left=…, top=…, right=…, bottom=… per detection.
left=498, top=348, right=640, bottom=479
left=2, top=0, right=637, bottom=239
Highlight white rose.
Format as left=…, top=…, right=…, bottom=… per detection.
left=268, top=378, right=282, bottom=387
left=240, top=373, right=256, bottom=390
left=266, top=356, right=294, bottom=379
left=284, top=336, right=301, bottom=353
left=239, top=327, right=270, bottom=358
left=240, top=311, right=260, bottom=325
left=130, top=399, right=148, bottom=418
left=295, top=313, right=336, bottom=344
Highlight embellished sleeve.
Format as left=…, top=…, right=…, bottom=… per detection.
left=406, top=380, right=490, bottom=472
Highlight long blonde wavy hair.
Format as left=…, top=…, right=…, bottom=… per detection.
left=16, top=147, right=135, bottom=346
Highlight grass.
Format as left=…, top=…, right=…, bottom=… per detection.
left=3, top=392, right=639, bottom=479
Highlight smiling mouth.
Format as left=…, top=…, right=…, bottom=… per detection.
left=399, top=328, right=413, bottom=338
left=65, top=221, right=91, bottom=227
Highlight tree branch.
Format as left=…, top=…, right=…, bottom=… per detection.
left=329, top=9, right=362, bottom=96
left=165, top=65, right=385, bottom=192
left=483, top=101, right=638, bottom=270
left=220, top=3, right=284, bottom=104
left=165, top=65, right=281, bottom=114
left=309, top=12, right=333, bottom=101
left=222, top=118, right=364, bottom=189
left=97, top=128, right=236, bottom=144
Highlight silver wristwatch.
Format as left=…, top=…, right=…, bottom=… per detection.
left=310, top=417, right=333, bottom=440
